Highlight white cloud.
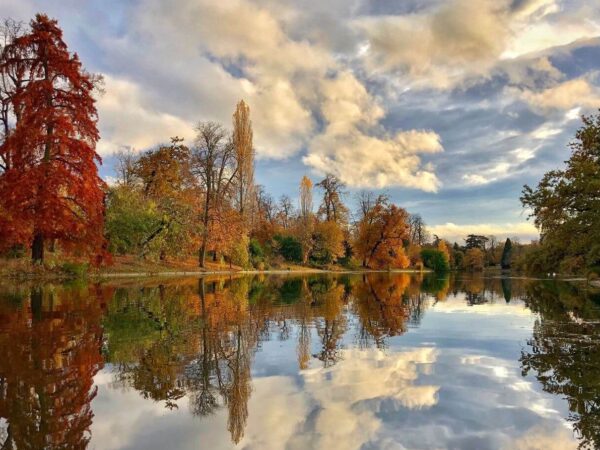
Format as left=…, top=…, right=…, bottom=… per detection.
left=96, top=75, right=196, bottom=156
left=429, top=221, right=539, bottom=243
left=517, top=77, right=600, bottom=112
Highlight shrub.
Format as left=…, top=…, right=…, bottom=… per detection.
left=421, top=249, right=450, bottom=272
left=273, top=235, right=302, bottom=263
left=230, top=235, right=251, bottom=269
left=60, top=262, right=89, bottom=278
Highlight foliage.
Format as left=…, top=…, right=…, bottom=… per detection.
left=0, top=14, right=105, bottom=263
left=311, top=221, right=345, bottom=265
left=316, top=174, right=349, bottom=225
left=501, top=238, right=512, bottom=269
left=465, top=234, right=489, bottom=250
left=60, top=262, right=89, bottom=278
left=354, top=195, right=410, bottom=269
left=521, top=112, right=600, bottom=275
left=230, top=234, right=251, bottom=269
left=274, top=235, right=303, bottom=263
left=462, top=248, right=484, bottom=271
left=421, top=248, right=450, bottom=272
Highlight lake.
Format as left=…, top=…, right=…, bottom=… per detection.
left=0, top=273, right=598, bottom=450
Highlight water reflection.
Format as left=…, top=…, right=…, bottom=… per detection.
left=0, top=274, right=597, bottom=449
left=0, top=285, right=105, bottom=449
left=520, top=282, right=600, bottom=450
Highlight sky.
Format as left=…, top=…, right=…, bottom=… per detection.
left=2, top=0, right=600, bottom=243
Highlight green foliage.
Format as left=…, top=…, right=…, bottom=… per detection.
left=60, top=262, right=89, bottom=278
left=230, top=235, right=251, bottom=269
left=274, top=235, right=303, bottom=263
left=501, top=238, right=512, bottom=269
left=465, top=234, right=488, bottom=250
left=105, top=185, right=161, bottom=255
left=453, top=250, right=464, bottom=270
left=420, top=249, right=450, bottom=272
left=249, top=238, right=264, bottom=259
left=521, top=112, right=600, bottom=275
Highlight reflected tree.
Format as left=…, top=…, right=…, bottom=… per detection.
left=0, top=285, right=104, bottom=449
left=520, top=282, right=600, bottom=449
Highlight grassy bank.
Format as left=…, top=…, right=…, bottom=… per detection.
left=0, top=255, right=429, bottom=281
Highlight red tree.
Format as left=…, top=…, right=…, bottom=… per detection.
left=0, top=14, right=105, bottom=262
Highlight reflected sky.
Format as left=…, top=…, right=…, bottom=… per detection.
left=0, top=274, right=598, bottom=450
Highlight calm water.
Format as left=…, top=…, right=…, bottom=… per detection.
left=0, top=273, right=599, bottom=450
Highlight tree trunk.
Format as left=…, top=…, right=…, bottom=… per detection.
left=199, top=239, right=207, bottom=268
left=32, top=232, right=44, bottom=263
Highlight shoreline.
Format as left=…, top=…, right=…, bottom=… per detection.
left=0, top=267, right=431, bottom=281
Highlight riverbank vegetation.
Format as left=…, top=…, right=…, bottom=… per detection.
left=520, top=112, right=600, bottom=279
left=1, top=14, right=597, bottom=279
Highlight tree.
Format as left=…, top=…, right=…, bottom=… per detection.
left=298, top=176, right=314, bottom=263
left=299, top=175, right=313, bottom=219
left=421, top=248, right=450, bottom=272
left=501, top=238, right=513, bottom=269
left=463, top=247, right=484, bottom=271
left=114, top=146, right=137, bottom=186
left=312, top=220, right=345, bottom=265
left=355, top=195, right=410, bottom=269
left=193, top=122, right=238, bottom=267
left=316, top=173, right=349, bottom=225
left=408, top=214, right=429, bottom=246
left=274, top=235, right=302, bottom=262
left=132, top=138, right=199, bottom=259
left=465, top=234, right=489, bottom=251
left=438, top=240, right=450, bottom=263
left=275, top=195, right=294, bottom=229
left=521, top=112, right=600, bottom=274
left=232, top=100, right=254, bottom=219
left=0, top=14, right=105, bottom=262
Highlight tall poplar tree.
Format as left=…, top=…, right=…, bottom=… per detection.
left=232, top=100, right=254, bottom=221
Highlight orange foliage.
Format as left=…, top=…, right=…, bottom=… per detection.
left=355, top=198, right=410, bottom=269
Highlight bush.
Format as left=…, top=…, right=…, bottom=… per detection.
left=273, top=235, right=302, bottom=263
left=60, top=262, right=89, bottom=278
left=230, top=235, right=251, bottom=269
left=421, top=249, right=450, bottom=272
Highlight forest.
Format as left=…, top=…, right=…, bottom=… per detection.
left=0, top=14, right=598, bottom=278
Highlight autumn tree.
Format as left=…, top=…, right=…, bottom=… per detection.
left=299, top=175, right=313, bottom=220
left=312, top=220, right=345, bottom=265
left=0, top=14, right=105, bottom=262
left=193, top=122, right=238, bottom=267
left=355, top=195, right=410, bottom=269
left=298, top=176, right=314, bottom=263
left=463, top=247, right=484, bottom=271
left=316, top=173, right=349, bottom=225
left=232, top=100, right=254, bottom=220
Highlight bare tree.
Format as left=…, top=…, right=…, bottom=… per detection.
left=408, top=214, right=429, bottom=246
left=276, top=195, right=294, bottom=229
left=114, top=146, right=138, bottom=186
left=0, top=19, right=26, bottom=174
left=316, top=173, right=349, bottom=224
left=192, top=122, right=237, bottom=267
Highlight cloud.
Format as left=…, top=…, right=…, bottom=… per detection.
left=517, top=77, right=600, bottom=112
left=95, top=75, right=196, bottom=156
left=428, top=221, right=539, bottom=243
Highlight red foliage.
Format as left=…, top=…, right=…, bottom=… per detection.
left=0, top=14, right=105, bottom=261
